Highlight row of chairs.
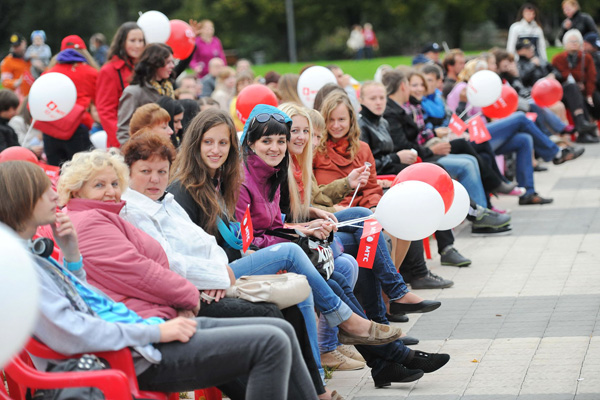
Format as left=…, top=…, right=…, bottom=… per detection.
left=2, top=338, right=221, bottom=400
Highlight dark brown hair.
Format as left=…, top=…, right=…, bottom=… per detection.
left=130, top=43, right=173, bottom=86
left=170, top=109, right=241, bottom=236
left=0, top=161, right=50, bottom=232
left=107, top=22, right=145, bottom=65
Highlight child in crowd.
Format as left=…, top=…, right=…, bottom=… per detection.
left=25, top=30, right=52, bottom=78
left=0, top=89, right=20, bottom=152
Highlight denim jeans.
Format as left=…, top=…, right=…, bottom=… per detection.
left=327, top=271, right=410, bottom=376
left=529, top=102, right=566, bottom=136
left=334, top=207, right=410, bottom=321
left=317, top=254, right=358, bottom=353
left=437, top=153, right=488, bottom=207
left=487, top=112, right=546, bottom=195
left=488, top=112, right=560, bottom=162
left=138, top=317, right=317, bottom=400
left=230, top=242, right=353, bottom=383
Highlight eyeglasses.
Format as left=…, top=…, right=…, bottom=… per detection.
left=251, top=112, right=286, bottom=128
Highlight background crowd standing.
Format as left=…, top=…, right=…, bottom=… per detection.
left=0, top=0, right=599, bottom=398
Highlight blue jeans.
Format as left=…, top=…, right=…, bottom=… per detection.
left=529, top=103, right=566, bottom=136
left=317, top=254, right=358, bottom=353
left=334, top=207, right=410, bottom=322
left=487, top=112, right=553, bottom=195
left=327, top=271, right=410, bottom=375
left=437, top=153, right=488, bottom=207
left=230, top=242, right=353, bottom=383
left=489, top=112, right=560, bottom=162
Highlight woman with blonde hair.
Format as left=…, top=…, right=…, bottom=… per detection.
left=211, top=66, right=236, bottom=112
left=277, top=73, right=302, bottom=105
left=128, top=103, right=173, bottom=138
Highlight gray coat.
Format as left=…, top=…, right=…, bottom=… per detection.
left=116, top=83, right=161, bottom=145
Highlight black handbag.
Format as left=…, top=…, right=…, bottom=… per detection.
left=266, top=228, right=335, bottom=280
left=28, top=354, right=107, bottom=400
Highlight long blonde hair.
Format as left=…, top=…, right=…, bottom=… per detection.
left=318, top=91, right=361, bottom=158
left=278, top=103, right=313, bottom=222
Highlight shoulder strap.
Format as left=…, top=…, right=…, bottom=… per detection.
left=217, top=217, right=243, bottom=249
left=265, top=228, right=299, bottom=241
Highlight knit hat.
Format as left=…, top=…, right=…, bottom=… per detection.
left=31, top=30, right=46, bottom=42
left=61, top=35, right=87, bottom=51
left=240, top=104, right=292, bottom=145
left=584, top=32, right=600, bottom=49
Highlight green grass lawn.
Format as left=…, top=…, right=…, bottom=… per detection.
left=251, top=47, right=564, bottom=82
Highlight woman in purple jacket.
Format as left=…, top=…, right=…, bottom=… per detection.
left=189, top=19, right=227, bottom=78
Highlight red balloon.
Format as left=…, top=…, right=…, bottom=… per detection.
left=236, top=84, right=278, bottom=124
left=482, top=85, right=518, bottom=119
left=392, top=163, right=454, bottom=213
left=166, top=20, right=196, bottom=60
left=0, top=146, right=38, bottom=163
left=531, top=78, right=563, bottom=107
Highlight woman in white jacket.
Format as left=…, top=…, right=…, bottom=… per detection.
left=507, top=3, right=548, bottom=61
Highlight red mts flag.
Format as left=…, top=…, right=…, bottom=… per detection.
left=468, top=116, right=492, bottom=144
left=449, top=113, right=468, bottom=136
left=525, top=112, right=538, bottom=122
left=356, top=219, right=383, bottom=269
left=241, top=205, right=254, bottom=252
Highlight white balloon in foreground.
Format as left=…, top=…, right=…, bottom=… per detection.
left=374, top=180, right=445, bottom=241
left=0, top=224, right=39, bottom=368
left=437, top=180, right=470, bottom=230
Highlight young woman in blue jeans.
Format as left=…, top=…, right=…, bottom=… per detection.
left=237, top=103, right=449, bottom=386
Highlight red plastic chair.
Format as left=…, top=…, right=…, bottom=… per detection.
left=2, top=338, right=179, bottom=400
left=195, top=387, right=222, bottom=400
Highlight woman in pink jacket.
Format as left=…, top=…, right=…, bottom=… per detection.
left=57, top=149, right=199, bottom=320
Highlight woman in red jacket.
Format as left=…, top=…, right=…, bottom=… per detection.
left=96, top=22, right=145, bottom=148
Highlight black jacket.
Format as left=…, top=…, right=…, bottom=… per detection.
left=383, top=97, right=441, bottom=162
left=558, top=10, right=598, bottom=42
left=517, top=56, right=562, bottom=88
left=358, top=105, right=407, bottom=175
left=0, top=118, right=19, bottom=152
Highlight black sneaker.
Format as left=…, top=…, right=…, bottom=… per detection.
left=472, top=205, right=511, bottom=230
left=519, top=192, right=553, bottom=205
left=440, top=245, right=471, bottom=267
left=404, top=350, right=450, bottom=373
left=553, top=146, right=585, bottom=165
left=471, top=224, right=512, bottom=236
left=372, top=362, right=424, bottom=388
left=576, top=133, right=600, bottom=144
left=410, top=272, right=454, bottom=290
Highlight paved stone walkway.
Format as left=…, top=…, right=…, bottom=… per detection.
left=327, top=142, right=600, bottom=400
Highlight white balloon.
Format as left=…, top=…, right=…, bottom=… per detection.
left=137, top=11, right=171, bottom=44
left=90, top=130, right=108, bottom=150
left=28, top=73, right=77, bottom=122
left=466, top=70, right=502, bottom=107
left=374, top=181, right=445, bottom=241
left=0, top=224, right=39, bottom=368
left=374, top=64, right=392, bottom=83
left=437, top=180, right=470, bottom=230
left=297, top=66, right=338, bottom=108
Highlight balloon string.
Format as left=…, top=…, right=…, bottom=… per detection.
left=457, top=104, right=473, bottom=120
left=347, top=183, right=361, bottom=208
left=24, top=119, right=36, bottom=145
left=465, top=111, right=482, bottom=124
left=307, top=215, right=372, bottom=231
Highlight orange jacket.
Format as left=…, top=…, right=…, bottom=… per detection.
left=313, top=140, right=382, bottom=209
left=1, top=54, right=33, bottom=96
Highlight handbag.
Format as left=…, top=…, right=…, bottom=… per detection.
left=266, top=228, right=335, bottom=280
left=34, top=104, right=86, bottom=140
left=28, top=354, right=107, bottom=400
left=225, top=273, right=311, bottom=309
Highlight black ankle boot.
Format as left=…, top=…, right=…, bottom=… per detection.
left=574, top=114, right=598, bottom=135
left=403, top=350, right=451, bottom=373
left=372, top=362, right=424, bottom=388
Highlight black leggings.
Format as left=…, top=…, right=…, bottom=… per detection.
left=43, top=125, right=93, bottom=167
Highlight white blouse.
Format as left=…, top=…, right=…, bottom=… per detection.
left=120, top=188, right=231, bottom=290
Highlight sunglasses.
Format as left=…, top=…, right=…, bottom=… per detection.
left=251, top=112, right=286, bottom=128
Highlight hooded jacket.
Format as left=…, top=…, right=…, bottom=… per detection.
left=66, top=198, right=200, bottom=320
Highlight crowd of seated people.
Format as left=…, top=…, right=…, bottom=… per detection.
left=1, top=3, right=598, bottom=396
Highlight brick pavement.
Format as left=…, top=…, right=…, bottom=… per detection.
left=326, top=142, right=600, bottom=400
